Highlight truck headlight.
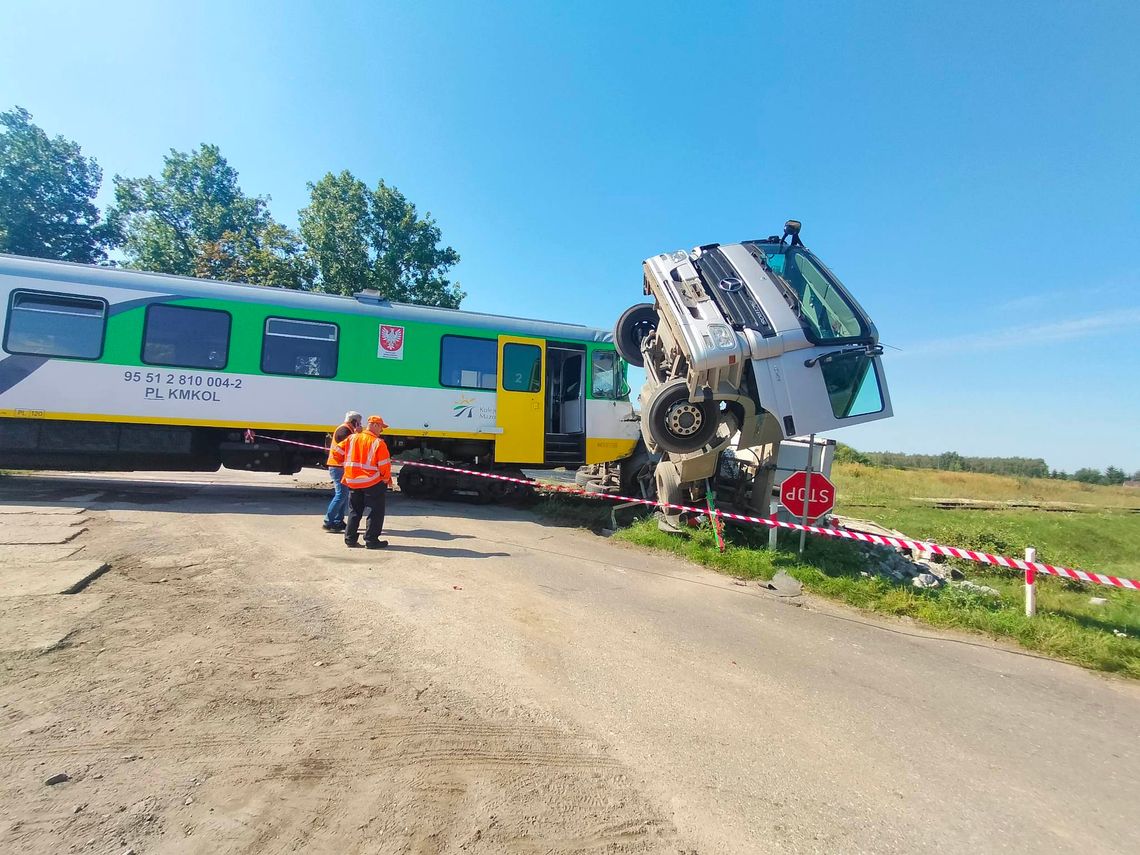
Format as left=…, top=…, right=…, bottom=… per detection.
left=708, top=324, right=735, bottom=349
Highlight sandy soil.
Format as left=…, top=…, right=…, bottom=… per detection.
left=0, top=476, right=686, bottom=854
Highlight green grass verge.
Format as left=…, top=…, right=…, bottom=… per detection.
left=612, top=516, right=1140, bottom=678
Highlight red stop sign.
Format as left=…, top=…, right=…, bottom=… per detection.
left=779, top=471, right=836, bottom=521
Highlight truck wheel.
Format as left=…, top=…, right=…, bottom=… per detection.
left=644, top=379, right=719, bottom=454
left=615, top=303, right=658, bottom=368
left=655, top=460, right=684, bottom=532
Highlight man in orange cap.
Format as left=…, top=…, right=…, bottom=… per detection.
left=330, top=415, right=392, bottom=549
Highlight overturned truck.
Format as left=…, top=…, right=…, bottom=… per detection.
left=582, top=220, right=892, bottom=525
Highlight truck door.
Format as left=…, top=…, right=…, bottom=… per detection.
left=753, top=348, right=892, bottom=438
left=495, top=335, right=545, bottom=463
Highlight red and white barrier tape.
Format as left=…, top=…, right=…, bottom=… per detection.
left=251, top=432, right=1139, bottom=591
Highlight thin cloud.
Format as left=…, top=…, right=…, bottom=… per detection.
left=990, top=277, right=1138, bottom=314
left=896, top=308, right=1140, bottom=357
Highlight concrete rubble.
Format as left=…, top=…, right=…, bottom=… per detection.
left=837, top=516, right=1001, bottom=598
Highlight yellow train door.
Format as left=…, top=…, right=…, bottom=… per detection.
left=496, top=335, right=546, bottom=463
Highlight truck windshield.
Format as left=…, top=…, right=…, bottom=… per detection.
left=752, top=243, right=869, bottom=344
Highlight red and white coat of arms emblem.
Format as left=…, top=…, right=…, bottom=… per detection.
left=378, top=325, right=405, bottom=359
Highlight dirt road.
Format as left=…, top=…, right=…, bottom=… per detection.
left=1, top=471, right=1137, bottom=854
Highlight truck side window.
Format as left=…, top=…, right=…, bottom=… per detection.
left=821, top=352, right=884, bottom=418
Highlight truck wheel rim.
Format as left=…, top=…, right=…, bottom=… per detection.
left=665, top=402, right=703, bottom=437
left=629, top=318, right=655, bottom=342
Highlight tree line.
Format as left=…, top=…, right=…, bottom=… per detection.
left=0, top=106, right=463, bottom=307
left=834, top=444, right=1137, bottom=485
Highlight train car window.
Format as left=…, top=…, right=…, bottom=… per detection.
left=142, top=304, right=231, bottom=370
left=502, top=343, right=541, bottom=392
left=591, top=349, right=620, bottom=399
left=440, top=335, right=497, bottom=389
left=4, top=290, right=106, bottom=360
left=261, top=317, right=338, bottom=378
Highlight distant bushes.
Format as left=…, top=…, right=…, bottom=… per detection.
left=837, top=446, right=1134, bottom=484
left=833, top=443, right=871, bottom=465
left=852, top=449, right=1049, bottom=479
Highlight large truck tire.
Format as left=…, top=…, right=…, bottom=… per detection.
left=614, top=303, right=658, bottom=368
left=655, top=459, right=684, bottom=532
left=643, top=379, right=719, bottom=454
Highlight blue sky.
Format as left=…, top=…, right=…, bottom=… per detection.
left=2, top=0, right=1137, bottom=472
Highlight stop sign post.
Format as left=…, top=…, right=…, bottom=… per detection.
left=779, top=471, right=836, bottom=522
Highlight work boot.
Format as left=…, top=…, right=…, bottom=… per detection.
left=345, top=539, right=362, bottom=548
left=364, top=540, right=389, bottom=550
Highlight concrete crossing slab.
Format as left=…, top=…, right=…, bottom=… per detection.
left=0, top=527, right=87, bottom=545
left=0, top=505, right=87, bottom=515
left=0, top=517, right=88, bottom=530
left=0, top=544, right=84, bottom=562
left=0, top=560, right=109, bottom=596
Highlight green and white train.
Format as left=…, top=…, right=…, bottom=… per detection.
left=0, top=255, right=641, bottom=493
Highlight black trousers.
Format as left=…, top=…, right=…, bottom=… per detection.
left=345, top=482, right=387, bottom=543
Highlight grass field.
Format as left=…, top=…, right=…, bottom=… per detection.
left=833, top=463, right=1140, bottom=578
left=540, top=465, right=1140, bottom=678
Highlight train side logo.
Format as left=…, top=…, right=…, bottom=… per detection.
left=378, top=324, right=405, bottom=359
left=453, top=395, right=475, bottom=418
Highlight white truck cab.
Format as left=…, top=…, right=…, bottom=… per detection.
left=616, top=220, right=892, bottom=456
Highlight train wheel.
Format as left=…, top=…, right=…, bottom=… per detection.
left=614, top=303, right=658, bottom=368
left=643, top=379, right=719, bottom=454
left=398, top=466, right=442, bottom=499
left=486, top=478, right=517, bottom=502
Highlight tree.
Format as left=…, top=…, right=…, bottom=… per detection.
left=833, top=442, right=871, bottom=465
left=1073, top=467, right=1105, bottom=485
left=0, top=106, right=114, bottom=262
left=938, top=451, right=964, bottom=471
left=195, top=222, right=316, bottom=291
left=109, top=143, right=295, bottom=282
left=1103, top=466, right=1126, bottom=486
left=299, top=170, right=463, bottom=307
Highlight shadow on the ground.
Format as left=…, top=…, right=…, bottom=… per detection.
left=385, top=528, right=477, bottom=542
left=381, top=544, right=511, bottom=559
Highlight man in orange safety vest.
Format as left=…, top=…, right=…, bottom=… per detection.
left=322, top=410, right=362, bottom=532
left=331, top=414, right=392, bottom=549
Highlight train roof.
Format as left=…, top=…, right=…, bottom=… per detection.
left=0, top=254, right=613, bottom=344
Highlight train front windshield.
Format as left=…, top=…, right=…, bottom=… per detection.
left=591, top=350, right=628, bottom=400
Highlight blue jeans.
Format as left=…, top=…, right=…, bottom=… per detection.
left=324, top=466, right=350, bottom=525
